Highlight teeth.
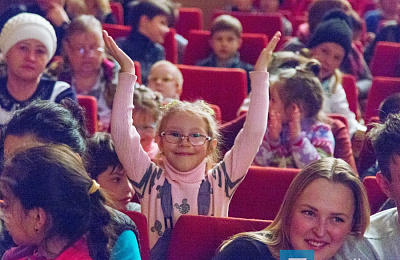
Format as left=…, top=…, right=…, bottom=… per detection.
left=308, top=240, right=325, bottom=247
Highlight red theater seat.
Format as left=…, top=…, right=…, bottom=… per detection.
left=122, top=211, right=150, bottom=260
left=167, top=215, right=272, bottom=260
left=229, top=166, right=299, bottom=220
left=178, top=65, right=247, bottom=122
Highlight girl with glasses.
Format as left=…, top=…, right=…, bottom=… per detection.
left=105, top=29, right=281, bottom=258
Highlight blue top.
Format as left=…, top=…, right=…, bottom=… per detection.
left=116, top=31, right=165, bottom=85
left=111, top=230, right=141, bottom=260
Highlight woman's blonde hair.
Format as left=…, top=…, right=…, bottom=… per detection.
left=156, top=100, right=220, bottom=171
left=220, top=158, right=370, bottom=258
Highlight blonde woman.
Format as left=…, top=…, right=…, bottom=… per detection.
left=213, top=158, right=370, bottom=260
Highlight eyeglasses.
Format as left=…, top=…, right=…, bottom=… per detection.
left=148, top=75, right=175, bottom=83
left=135, top=123, right=157, bottom=133
left=160, top=130, right=211, bottom=146
left=70, top=46, right=104, bottom=56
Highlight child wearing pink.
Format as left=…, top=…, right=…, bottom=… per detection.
left=107, top=31, right=280, bottom=255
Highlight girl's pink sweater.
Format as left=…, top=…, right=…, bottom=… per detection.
left=112, top=71, right=269, bottom=248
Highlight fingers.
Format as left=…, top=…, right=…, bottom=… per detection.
left=102, top=30, right=135, bottom=74
left=265, top=31, right=281, bottom=54
left=254, top=31, right=281, bottom=72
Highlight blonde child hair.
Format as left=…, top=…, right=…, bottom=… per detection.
left=133, top=85, right=163, bottom=122
left=156, top=100, right=221, bottom=169
left=148, top=60, right=184, bottom=95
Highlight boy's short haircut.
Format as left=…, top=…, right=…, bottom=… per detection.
left=126, top=0, right=171, bottom=31
left=210, top=15, right=242, bottom=38
left=86, top=132, right=121, bottom=180
left=370, top=113, right=400, bottom=181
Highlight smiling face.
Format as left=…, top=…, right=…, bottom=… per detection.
left=156, top=111, right=210, bottom=172
left=289, top=178, right=355, bottom=260
left=96, top=165, right=135, bottom=211
left=310, top=42, right=345, bottom=81
left=140, top=14, right=170, bottom=44
left=210, top=30, right=242, bottom=63
left=6, top=39, right=49, bottom=82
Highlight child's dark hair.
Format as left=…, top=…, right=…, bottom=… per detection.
left=378, top=93, right=400, bottom=123
left=126, top=0, right=171, bottom=31
left=211, top=15, right=242, bottom=38
left=86, top=132, right=121, bottom=180
left=370, top=114, right=400, bottom=181
left=270, top=68, right=324, bottom=119
left=3, top=99, right=88, bottom=156
left=0, top=144, right=115, bottom=259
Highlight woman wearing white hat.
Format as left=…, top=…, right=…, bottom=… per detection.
left=0, top=12, right=75, bottom=127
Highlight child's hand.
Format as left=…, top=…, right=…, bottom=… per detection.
left=254, top=32, right=281, bottom=72
left=268, top=110, right=282, bottom=142
left=288, top=104, right=302, bottom=142
left=102, top=30, right=135, bottom=74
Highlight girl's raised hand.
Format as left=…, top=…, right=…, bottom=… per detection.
left=254, top=31, right=281, bottom=72
left=102, top=30, right=135, bottom=75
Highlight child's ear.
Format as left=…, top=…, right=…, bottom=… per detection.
left=139, top=15, right=150, bottom=28
left=155, top=135, right=163, bottom=151
left=211, top=138, right=217, bottom=149
left=29, top=207, right=47, bottom=235
left=238, top=38, right=243, bottom=49
left=376, top=172, right=393, bottom=198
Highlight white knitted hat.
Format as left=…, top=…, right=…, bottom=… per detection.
left=0, top=13, right=57, bottom=60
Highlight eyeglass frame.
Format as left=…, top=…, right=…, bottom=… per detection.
left=67, top=42, right=105, bottom=56
left=160, top=130, right=212, bottom=146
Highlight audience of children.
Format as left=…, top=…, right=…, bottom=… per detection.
left=213, top=157, right=370, bottom=260
left=132, top=85, right=163, bottom=160
left=0, top=13, right=75, bottom=127
left=106, top=26, right=280, bottom=256
left=196, top=15, right=254, bottom=93
left=2, top=1, right=400, bottom=258
left=306, top=10, right=366, bottom=137
left=147, top=60, right=183, bottom=104
left=253, top=67, right=334, bottom=169
left=86, top=132, right=142, bottom=212
left=0, top=0, right=71, bottom=55
left=66, top=0, right=117, bottom=24
left=51, top=14, right=117, bottom=132
left=337, top=113, right=400, bottom=259
left=117, top=0, right=171, bottom=84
